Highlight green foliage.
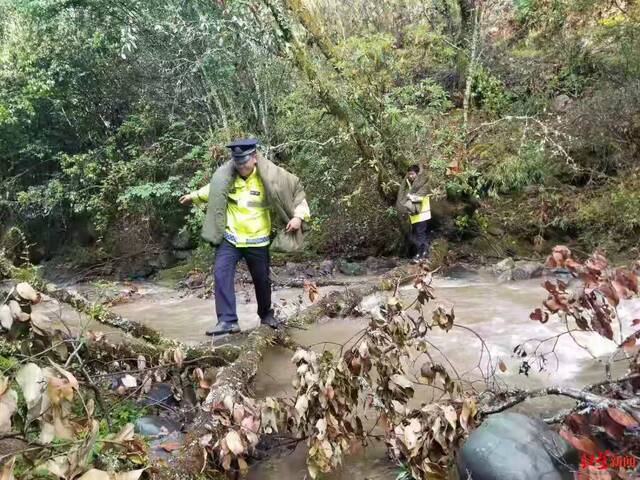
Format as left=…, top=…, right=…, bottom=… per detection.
left=99, top=399, right=148, bottom=436
left=471, top=66, right=510, bottom=116
left=484, top=142, right=557, bottom=195
left=576, top=173, right=640, bottom=239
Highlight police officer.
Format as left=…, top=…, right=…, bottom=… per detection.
left=396, top=164, right=432, bottom=263
left=179, top=138, right=310, bottom=336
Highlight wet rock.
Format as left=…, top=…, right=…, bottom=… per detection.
left=171, top=230, right=193, bottom=250
left=319, top=259, right=335, bottom=275
left=457, top=412, right=577, bottom=480
left=141, top=383, right=179, bottom=409
left=338, top=261, right=365, bottom=276
left=446, top=263, right=479, bottom=278
left=513, top=261, right=544, bottom=280
left=134, top=415, right=181, bottom=437
left=493, top=258, right=515, bottom=281
left=149, top=431, right=184, bottom=460
left=363, top=256, right=398, bottom=272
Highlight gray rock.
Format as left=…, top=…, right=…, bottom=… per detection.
left=319, top=259, right=335, bottom=275
left=171, top=230, right=193, bottom=250
left=338, top=261, right=365, bottom=276
left=493, top=258, right=516, bottom=281
left=446, top=263, right=479, bottom=279
left=149, top=431, right=184, bottom=460
left=552, top=94, right=571, bottom=113
left=134, top=415, right=181, bottom=437
left=141, top=383, right=179, bottom=409
left=457, top=412, right=577, bottom=480
left=513, top=261, right=544, bottom=280
left=494, top=258, right=515, bottom=273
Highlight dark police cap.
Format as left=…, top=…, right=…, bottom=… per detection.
left=226, top=138, right=259, bottom=164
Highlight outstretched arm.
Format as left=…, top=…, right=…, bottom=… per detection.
left=179, top=184, right=210, bottom=206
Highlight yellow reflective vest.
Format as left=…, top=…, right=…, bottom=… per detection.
left=410, top=195, right=431, bottom=224
left=191, top=167, right=311, bottom=248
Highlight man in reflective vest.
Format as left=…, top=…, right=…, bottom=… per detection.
left=396, top=164, right=431, bottom=263
left=179, top=138, right=310, bottom=336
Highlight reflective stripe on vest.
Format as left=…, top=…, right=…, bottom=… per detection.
left=225, top=168, right=271, bottom=247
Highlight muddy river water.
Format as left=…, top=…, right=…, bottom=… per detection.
left=34, top=270, right=639, bottom=479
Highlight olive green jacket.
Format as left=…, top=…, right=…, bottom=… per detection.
left=201, top=155, right=309, bottom=252
left=396, top=171, right=431, bottom=215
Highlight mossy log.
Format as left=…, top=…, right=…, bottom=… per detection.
left=171, top=263, right=416, bottom=475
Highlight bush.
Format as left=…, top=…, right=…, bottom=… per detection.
left=484, top=142, right=558, bottom=195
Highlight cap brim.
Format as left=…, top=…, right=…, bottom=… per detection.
left=232, top=154, right=251, bottom=164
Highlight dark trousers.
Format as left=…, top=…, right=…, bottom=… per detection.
left=213, top=240, right=272, bottom=325
left=410, top=220, right=430, bottom=257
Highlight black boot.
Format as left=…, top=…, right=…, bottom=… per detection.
left=205, top=322, right=241, bottom=336
left=260, top=312, right=280, bottom=329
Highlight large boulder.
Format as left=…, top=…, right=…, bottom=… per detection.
left=492, top=257, right=515, bottom=282
left=338, top=261, right=365, bottom=276
left=457, top=412, right=578, bottom=480
left=513, top=261, right=544, bottom=280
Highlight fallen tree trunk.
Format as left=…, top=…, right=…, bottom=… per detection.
left=171, top=263, right=417, bottom=475
left=0, top=255, right=243, bottom=364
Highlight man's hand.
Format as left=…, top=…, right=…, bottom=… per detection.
left=408, top=194, right=421, bottom=202
left=178, top=194, right=193, bottom=205
left=285, top=217, right=302, bottom=233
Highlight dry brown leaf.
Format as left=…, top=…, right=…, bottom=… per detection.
left=114, top=423, right=135, bottom=442
left=173, top=348, right=184, bottom=368
left=498, top=359, right=507, bottom=372
left=442, top=405, right=457, bottom=429
left=43, top=456, right=69, bottom=479
left=459, top=398, right=473, bottom=432
left=0, top=389, right=17, bottom=433
left=8, top=301, right=28, bottom=322
left=39, top=422, right=55, bottom=444
left=0, top=456, right=16, bottom=480
left=0, top=305, right=13, bottom=330
left=53, top=413, right=74, bottom=440
left=237, top=457, right=249, bottom=474
left=621, top=336, right=637, bottom=350
left=158, top=440, right=182, bottom=452
left=87, top=331, right=105, bottom=342
left=606, top=407, right=639, bottom=428
left=16, top=363, right=44, bottom=410
left=390, top=374, right=413, bottom=389
left=403, top=418, right=422, bottom=450
left=47, top=377, right=74, bottom=405
left=78, top=470, right=110, bottom=480
left=16, top=282, right=41, bottom=303
left=225, top=430, right=245, bottom=455
left=0, top=376, right=8, bottom=397
left=303, top=280, right=319, bottom=303
left=137, top=355, right=146, bottom=370
left=49, top=360, right=79, bottom=390
left=558, top=428, right=598, bottom=455
left=121, top=375, right=137, bottom=389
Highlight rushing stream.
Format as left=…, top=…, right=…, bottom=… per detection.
left=32, top=268, right=638, bottom=479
